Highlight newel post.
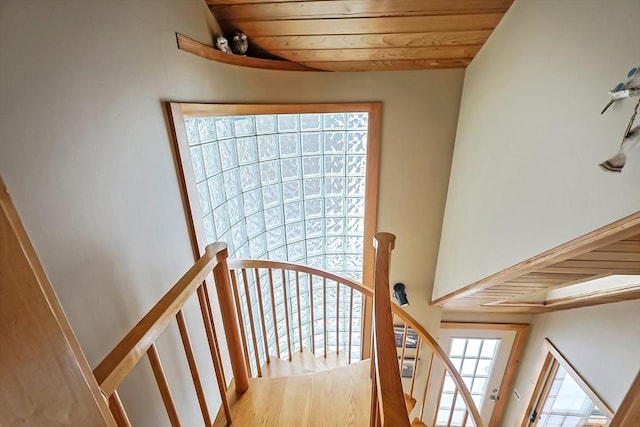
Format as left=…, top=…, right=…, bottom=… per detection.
left=211, top=245, right=249, bottom=393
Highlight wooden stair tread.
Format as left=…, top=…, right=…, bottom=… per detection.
left=411, top=418, right=427, bottom=426
left=404, top=393, right=417, bottom=414
left=261, top=355, right=314, bottom=378
left=289, top=348, right=323, bottom=372
left=215, top=360, right=371, bottom=426
left=314, top=351, right=349, bottom=371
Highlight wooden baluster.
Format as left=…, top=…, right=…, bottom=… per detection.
left=323, top=277, right=327, bottom=357
left=176, top=310, right=211, bottom=427
left=109, top=391, right=132, bottom=427
left=348, top=287, right=354, bottom=363
left=432, top=362, right=447, bottom=425
left=461, top=409, right=469, bottom=427
left=295, top=271, right=303, bottom=353
left=281, top=269, right=292, bottom=361
left=197, top=285, right=232, bottom=422
left=229, top=271, right=252, bottom=375
left=201, top=284, right=227, bottom=387
left=309, top=273, right=315, bottom=354
left=419, top=352, right=435, bottom=422
left=336, top=281, right=340, bottom=354
left=241, top=268, right=262, bottom=377
left=267, top=268, right=280, bottom=358
left=447, top=389, right=460, bottom=427
left=399, top=324, right=409, bottom=375
left=409, top=338, right=422, bottom=398
left=147, top=343, right=181, bottom=427
left=254, top=268, right=270, bottom=364
left=212, top=253, right=249, bottom=393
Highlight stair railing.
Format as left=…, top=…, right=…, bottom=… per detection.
left=391, top=306, right=485, bottom=427
left=92, top=237, right=485, bottom=426
left=93, top=243, right=246, bottom=426
left=370, top=232, right=411, bottom=427
left=227, top=259, right=374, bottom=378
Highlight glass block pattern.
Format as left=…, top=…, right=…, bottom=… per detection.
left=232, top=267, right=364, bottom=376
left=185, top=112, right=369, bottom=281
left=435, top=338, right=501, bottom=427
left=184, top=112, right=369, bottom=373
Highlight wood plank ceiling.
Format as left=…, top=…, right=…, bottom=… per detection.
left=432, top=215, right=640, bottom=314
left=206, top=0, right=514, bottom=71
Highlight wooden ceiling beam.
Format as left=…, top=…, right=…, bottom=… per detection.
left=209, top=0, right=513, bottom=21
left=219, top=14, right=506, bottom=36
left=596, top=240, right=640, bottom=252
left=572, top=250, right=640, bottom=262
left=432, top=213, right=640, bottom=306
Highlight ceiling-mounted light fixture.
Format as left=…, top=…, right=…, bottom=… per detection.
left=393, top=283, right=409, bottom=307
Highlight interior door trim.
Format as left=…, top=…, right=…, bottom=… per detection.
left=441, top=322, right=530, bottom=427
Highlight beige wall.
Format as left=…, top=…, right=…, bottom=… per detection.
left=0, top=0, right=463, bottom=424
left=502, top=299, right=640, bottom=425
left=434, top=0, right=640, bottom=300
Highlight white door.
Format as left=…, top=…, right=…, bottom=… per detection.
left=429, top=327, right=517, bottom=427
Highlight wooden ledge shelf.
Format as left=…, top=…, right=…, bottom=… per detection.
left=176, top=33, right=320, bottom=72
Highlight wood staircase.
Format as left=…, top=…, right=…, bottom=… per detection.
left=91, top=233, right=485, bottom=427
left=213, top=348, right=427, bottom=426
left=214, top=350, right=371, bottom=426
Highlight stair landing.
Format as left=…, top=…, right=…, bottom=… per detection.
left=215, top=360, right=371, bottom=426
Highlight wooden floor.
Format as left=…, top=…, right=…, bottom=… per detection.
left=215, top=360, right=371, bottom=426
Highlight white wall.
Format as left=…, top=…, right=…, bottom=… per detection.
left=434, top=0, right=640, bottom=300
left=502, top=299, right=640, bottom=425
left=0, top=0, right=464, bottom=424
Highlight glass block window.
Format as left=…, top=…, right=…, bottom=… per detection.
left=170, top=103, right=379, bottom=379
left=183, top=112, right=369, bottom=282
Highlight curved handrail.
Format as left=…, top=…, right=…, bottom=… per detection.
left=391, top=305, right=484, bottom=427
left=228, top=244, right=484, bottom=427
left=228, top=258, right=373, bottom=297
left=371, top=232, right=410, bottom=426
left=227, top=258, right=374, bottom=374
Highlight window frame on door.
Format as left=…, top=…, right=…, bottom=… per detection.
left=521, top=338, right=614, bottom=427
left=438, top=322, right=530, bottom=427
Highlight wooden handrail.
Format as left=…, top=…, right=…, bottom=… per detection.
left=94, top=243, right=228, bottom=396
left=228, top=246, right=483, bottom=427
left=372, top=232, right=411, bottom=427
left=228, top=259, right=373, bottom=297
left=391, top=305, right=485, bottom=427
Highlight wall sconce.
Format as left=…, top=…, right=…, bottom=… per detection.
left=393, top=283, right=409, bottom=307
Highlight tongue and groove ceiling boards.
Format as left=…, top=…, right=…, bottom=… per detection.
left=206, top=0, right=514, bottom=71
left=432, top=214, right=640, bottom=314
